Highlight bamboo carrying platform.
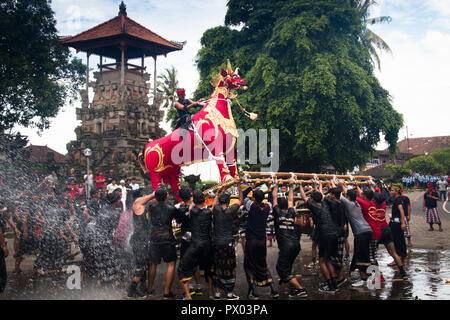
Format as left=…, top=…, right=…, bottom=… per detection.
left=202, top=171, right=375, bottom=195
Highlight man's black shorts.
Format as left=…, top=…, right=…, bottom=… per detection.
left=378, top=226, right=394, bottom=246
left=149, top=243, right=177, bottom=264
left=318, top=237, right=338, bottom=259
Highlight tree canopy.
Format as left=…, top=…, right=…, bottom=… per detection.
left=404, top=155, right=444, bottom=175
left=0, top=0, right=85, bottom=133
left=194, top=0, right=403, bottom=173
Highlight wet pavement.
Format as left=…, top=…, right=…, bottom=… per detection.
left=1, top=191, right=449, bottom=300
left=1, top=244, right=449, bottom=300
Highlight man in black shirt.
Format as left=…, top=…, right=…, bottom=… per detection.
left=423, top=183, right=443, bottom=232
left=389, top=186, right=408, bottom=267
left=127, top=189, right=154, bottom=299
left=401, top=193, right=413, bottom=247
left=324, top=186, right=348, bottom=288
left=173, top=88, right=204, bottom=140
left=271, top=179, right=307, bottom=297
left=299, top=182, right=339, bottom=293
left=80, top=189, right=102, bottom=283
left=176, top=186, right=203, bottom=296
left=211, top=178, right=243, bottom=300
left=178, top=190, right=212, bottom=300
left=146, top=186, right=184, bottom=299
left=243, top=182, right=279, bottom=299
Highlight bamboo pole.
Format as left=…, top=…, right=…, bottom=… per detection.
left=240, top=178, right=373, bottom=186
left=239, top=171, right=373, bottom=181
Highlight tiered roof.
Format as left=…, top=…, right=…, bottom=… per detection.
left=60, top=2, right=182, bottom=59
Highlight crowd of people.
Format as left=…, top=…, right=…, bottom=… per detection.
left=0, top=168, right=446, bottom=299
left=402, top=174, right=449, bottom=194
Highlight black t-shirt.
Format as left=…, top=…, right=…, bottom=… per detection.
left=176, top=203, right=191, bottom=233
left=273, top=206, right=300, bottom=242
left=132, top=211, right=149, bottom=242
left=391, top=197, right=404, bottom=221
left=176, top=99, right=192, bottom=118
left=324, top=197, right=347, bottom=237
left=400, top=195, right=411, bottom=217
left=245, top=201, right=271, bottom=240
left=148, top=201, right=182, bottom=244
left=307, top=200, right=338, bottom=240
left=424, top=191, right=439, bottom=208
left=190, top=206, right=212, bottom=242
left=212, top=204, right=240, bottom=245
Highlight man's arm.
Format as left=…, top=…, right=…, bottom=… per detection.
left=318, top=181, right=324, bottom=196
left=288, top=179, right=294, bottom=209
left=299, top=181, right=308, bottom=203
left=7, top=214, right=20, bottom=237
left=22, top=212, right=29, bottom=239
left=398, top=202, right=406, bottom=231
left=355, top=182, right=362, bottom=197
left=271, top=180, right=278, bottom=208
left=237, top=178, right=244, bottom=206
left=83, top=206, right=95, bottom=220
left=64, top=220, right=78, bottom=244
left=133, top=192, right=156, bottom=216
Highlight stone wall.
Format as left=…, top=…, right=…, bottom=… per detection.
left=67, top=69, right=166, bottom=185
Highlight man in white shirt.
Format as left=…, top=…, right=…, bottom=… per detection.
left=45, top=171, right=58, bottom=188
left=119, top=180, right=127, bottom=211
left=130, top=177, right=140, bottom=191
left=437, top=177, right=448, bottom=201
left=107, top=179, right=119, bottom=194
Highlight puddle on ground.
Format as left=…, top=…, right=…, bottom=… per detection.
left=1, top=248, right=449, bottom=300
left=297, top=248, right=450, bottom=300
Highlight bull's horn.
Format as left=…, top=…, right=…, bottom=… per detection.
left=234, top=67, right=239, bottom=75
left=227, top=59, right=232, bottom=74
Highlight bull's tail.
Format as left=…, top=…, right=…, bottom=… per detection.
left=138, top=151, right=148, bottom=175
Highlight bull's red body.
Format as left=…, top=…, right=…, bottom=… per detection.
left=143, top=62, right=246, bottom=202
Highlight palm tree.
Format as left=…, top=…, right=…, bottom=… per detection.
left=157, top=66, right=179, bottom=109
left=355, top=0, right=393, bottom=70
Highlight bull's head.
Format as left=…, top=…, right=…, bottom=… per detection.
left=217, top=59, right=247, bottom=91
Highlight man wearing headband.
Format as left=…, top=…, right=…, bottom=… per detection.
left=423, top=183, right=443, bottom=232
left=173, top=88, right=204, bottom=140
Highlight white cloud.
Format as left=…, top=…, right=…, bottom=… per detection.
left=374, top=28, right=450, bottom=144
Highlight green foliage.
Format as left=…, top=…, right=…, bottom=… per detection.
left=405, top=155, right=444, bottom=175
left=0, top=0, right=85, bottom=132
left=430, top=147, right=450, bottom=174
left=158, top=66, right=179, bottom=109
left=385, top=163, right=411, bottom=181
left=194, top=0, right=403, bottom=172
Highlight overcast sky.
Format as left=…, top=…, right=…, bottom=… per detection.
left=15, top=0, right=450, bottom=180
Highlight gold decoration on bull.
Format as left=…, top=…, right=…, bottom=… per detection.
left=144, top=143, right=173, bottom=173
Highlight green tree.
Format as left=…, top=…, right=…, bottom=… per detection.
left=385, top=163, right=411, bottom=181
left=430, top=147, right=450, bottom=174
left=405, top=155, right=444, bottom=175
left=158, top=66, right=179, bottom=109
left=356, top=0, right=392, bottom=70
left=194, top=0, right=403, bottom=173
left=0, top=0, right=85, bottom=133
